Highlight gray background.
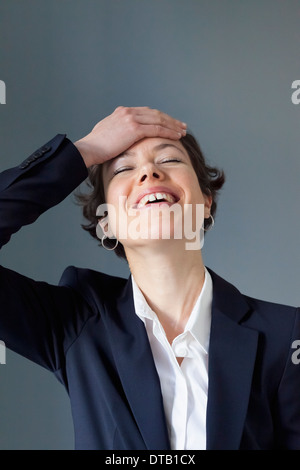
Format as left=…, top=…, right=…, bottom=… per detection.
left=0, top=0, right=299, bottom=449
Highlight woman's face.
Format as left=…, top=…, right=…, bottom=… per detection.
left=101, top=137, right=212, bottom=252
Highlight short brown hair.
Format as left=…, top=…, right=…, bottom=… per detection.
left=75, top=133, right=225, bottom=259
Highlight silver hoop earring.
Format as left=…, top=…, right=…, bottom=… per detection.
left=101, top=235, right=119, bottom=251
left=204, top=215, right=214, bottom=231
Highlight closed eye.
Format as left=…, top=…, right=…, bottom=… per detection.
left=112, top=166, right=134, bottom=176
left=160, top=158, right=182, bottom=164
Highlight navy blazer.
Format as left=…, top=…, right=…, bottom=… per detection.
left=0, top=135, right=299, bottom=450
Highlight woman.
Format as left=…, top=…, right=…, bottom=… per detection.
left=0, top=106, right=299, bottom=450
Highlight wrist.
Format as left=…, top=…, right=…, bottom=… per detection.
left=74, top=139, right=96, bottom=168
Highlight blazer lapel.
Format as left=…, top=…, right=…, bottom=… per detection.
left=206, top=269, right=259, bottom=450
left=103, top=276, right=170, bottom=450
left=101, top=268, right=258, bottom=450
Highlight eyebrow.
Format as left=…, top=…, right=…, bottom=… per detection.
left=104, top=142, right=186, bottom=172
left=151, top=143, right=186, bottom=156
left=103, top=152, right=134, bottom=172
left=119, top=142, right=186, bottom=160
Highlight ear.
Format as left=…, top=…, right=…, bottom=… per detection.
left=204, top=194, right=213, bottom=218
left=98, top=216, right=109, bottom=235
left=98, top=215, right=115, bottom=238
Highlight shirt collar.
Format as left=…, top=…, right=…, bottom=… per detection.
left=131, top=267, right=213, bottom=354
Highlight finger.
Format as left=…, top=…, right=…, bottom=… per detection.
left=134, top=108, right=187, bottom=130
left=136, top=115, right=187, bottom=133
left=120, top=106, right=187, bottom=131
left=137, top=124, right=186, bottom=141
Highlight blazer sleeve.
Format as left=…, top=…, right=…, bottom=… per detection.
left=0, top=135, right=91, bottom=373
left=0, top=134, right=88, bottom=248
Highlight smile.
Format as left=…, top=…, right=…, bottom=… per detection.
left=137, top=192, right=177, bottom=208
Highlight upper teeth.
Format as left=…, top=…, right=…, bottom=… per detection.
left=137, top=192, right=176, bottom=208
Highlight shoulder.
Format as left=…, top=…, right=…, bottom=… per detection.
left=58, top=265, right=129, bottom=308
left=243, top=293, right=298, bottom=316
left=243, top=294, right=299, bottom=336
left=207, top=267, right=299, bottom=336
left=207, top=266, right=298, bottom=311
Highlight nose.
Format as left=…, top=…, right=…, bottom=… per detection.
left=139, top=162, right=162, bottom=183
left=140, top=172, right=159, bottom=182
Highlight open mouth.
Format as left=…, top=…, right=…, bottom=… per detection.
left=137, top=192, right=179, bottom=209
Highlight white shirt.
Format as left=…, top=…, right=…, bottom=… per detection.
left=131, top=268, right=213, bottom=450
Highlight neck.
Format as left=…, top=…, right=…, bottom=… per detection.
left=126, top=242, right=206, bottom=343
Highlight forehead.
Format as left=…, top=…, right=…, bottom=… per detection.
left=124, top=137, right=188, bottom=155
